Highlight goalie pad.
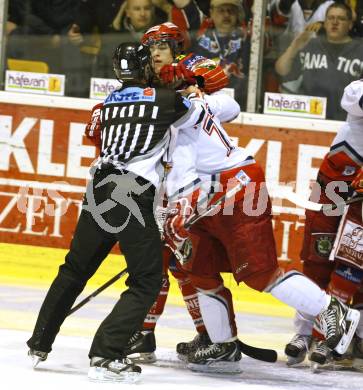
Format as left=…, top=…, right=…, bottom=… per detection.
left=330, top=200, right=363, bottom=269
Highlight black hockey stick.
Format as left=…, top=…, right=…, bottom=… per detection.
left=68, top=268, right=128, bottom=315
left=237, top=340, right=277, bottom=363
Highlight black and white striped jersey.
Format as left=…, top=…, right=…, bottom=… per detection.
left=96, top=83, right=205, bottom=187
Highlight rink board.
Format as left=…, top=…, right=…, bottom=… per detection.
left=0, top=242, right=294, bottom=317
left=0, top=92, right=342, bottom=314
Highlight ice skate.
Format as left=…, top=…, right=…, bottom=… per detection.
left=176, top=331, right=212, bottom=361
left=186, top=340, right=242, bottom=374
left=309, top=339, right=332, bottom=373
left=315, top=297, right=360, bottom=354
left=124, top=330, right=156, bottom=363
left=28, top=349, right=48, bottom=368
left=285, top=334, right=311, bottom=366
left=88, top=357, right=141, bottom=383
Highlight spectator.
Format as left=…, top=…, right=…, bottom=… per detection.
left=6, top=0, right=83, bottom=96
left=68, top=0, right=169, bottom=78
left=275, top=2, right=363, bottom=120
left=172, top=0, right=250, bottom=109
left=270, top=0, right=334, bottom=36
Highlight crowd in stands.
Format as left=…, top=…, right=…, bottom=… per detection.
left=4, top=0, right=363, bottom=119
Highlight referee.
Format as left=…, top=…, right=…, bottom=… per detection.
left=27, top=42, right=205, bottom=382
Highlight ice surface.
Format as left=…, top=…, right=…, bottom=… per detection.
left=1, top=285, right=363, bottom=389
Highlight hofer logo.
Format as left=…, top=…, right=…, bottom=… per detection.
left=5, top=70, right=65, bottom=96
left=263, top=92, right=326, bottom=119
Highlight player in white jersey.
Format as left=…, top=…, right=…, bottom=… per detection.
left=284, top=79, right=363, bottom=370
left=164, top=83, right=361, bottom=373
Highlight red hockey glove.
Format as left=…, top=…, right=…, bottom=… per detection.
left=351, top=168, right=363, bottom=194
left=85, top=102, right=103, bottom=148
left=165, top=198, right=193, bottom=245
left=193, top=65, right=228, bottom=93
left=159, top=63, right=196, bottom=85
left=164, top=189, right=200, bottom=248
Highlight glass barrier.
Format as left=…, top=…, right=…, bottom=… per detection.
left=262, top=0, right=363, bottom=121
left=2, top=0, right=249, bottom=109
left=3, top=0, right=363, bottom=120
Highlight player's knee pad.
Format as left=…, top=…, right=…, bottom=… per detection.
left=188, top=273, right=223, bottom=291
left=327, top=263, right=363, bottom=303
left=244, top=266, right=282, bottom=291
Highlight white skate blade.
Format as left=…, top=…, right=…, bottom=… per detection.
left=310, top=362, right=320, bottom=373
left=187, top=361, right=242, bottom=374
left=286, top=353, right=306, bottom=367
left=88, top=366, right=141, bottom=383
left=334, top=309, right=361, bottom=355
left=30, top=356, right=43, bottom=369
left=127, top=352, right=156, bottom=364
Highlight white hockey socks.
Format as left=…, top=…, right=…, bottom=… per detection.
left=197, top=289, right=235, bottom=343
left=293, top=311, right=315, bottom=336
left=267, top=271, right=330, bottom=316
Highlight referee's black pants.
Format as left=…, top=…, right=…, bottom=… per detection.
left=27, top=168, right=163, bottom=360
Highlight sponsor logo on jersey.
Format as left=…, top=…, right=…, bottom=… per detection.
left=143, top=87, right=154, bottom=96
left=336, top=265, right=363, bottom=284
left=182, top=53, right=208, bottom=69
left=105, top=87, right=156, bottom=104
left=235, top=169, right=251, bottom=186
left=314, top=235, right=334, bottom=257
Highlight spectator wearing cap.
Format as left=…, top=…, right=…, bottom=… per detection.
left=172, top=0, right=250, bottom=109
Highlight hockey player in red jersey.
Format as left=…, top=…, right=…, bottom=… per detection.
left=285, top=79, right=363, bottom=370
left=162, top=79, right=361, bottom=372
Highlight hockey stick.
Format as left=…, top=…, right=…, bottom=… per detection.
left=275, top=188, right=363, bottom=212
left=185, top=181, right=244, bottom=228
left=68, top=268, right=128, bottom=315
left=237, top=340, right=277, bottom=363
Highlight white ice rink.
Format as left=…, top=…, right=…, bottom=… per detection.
left=1, top=285, right=363, bottom=390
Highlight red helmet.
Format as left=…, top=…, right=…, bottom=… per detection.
left=141, top=22, right=184, bottom=53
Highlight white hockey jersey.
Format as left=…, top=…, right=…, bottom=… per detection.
left=167, top=91, right=251, bottom=198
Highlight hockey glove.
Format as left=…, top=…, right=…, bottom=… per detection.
left=193, top=65, right=229, bottom=94
left=159, top=62, right=196, bottom=86
left=85, top=102, right=103, bottom=148
left=351, top=168, right=363, bottom=194
left=164, top=189, right=200, bottom=251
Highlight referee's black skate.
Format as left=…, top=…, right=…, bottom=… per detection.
left=315, top=297, right=360, bottom=354
left=176, top=331, right=211, bottom=361
left=285, top=334, right=311, bottom=366
left=88, top=357, right=141, bottom=383
left=187, top=340, right=242, bottom=373
left=28, top=349, right=48, bottom=368
left=124, top=330, right=156, bottom=363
